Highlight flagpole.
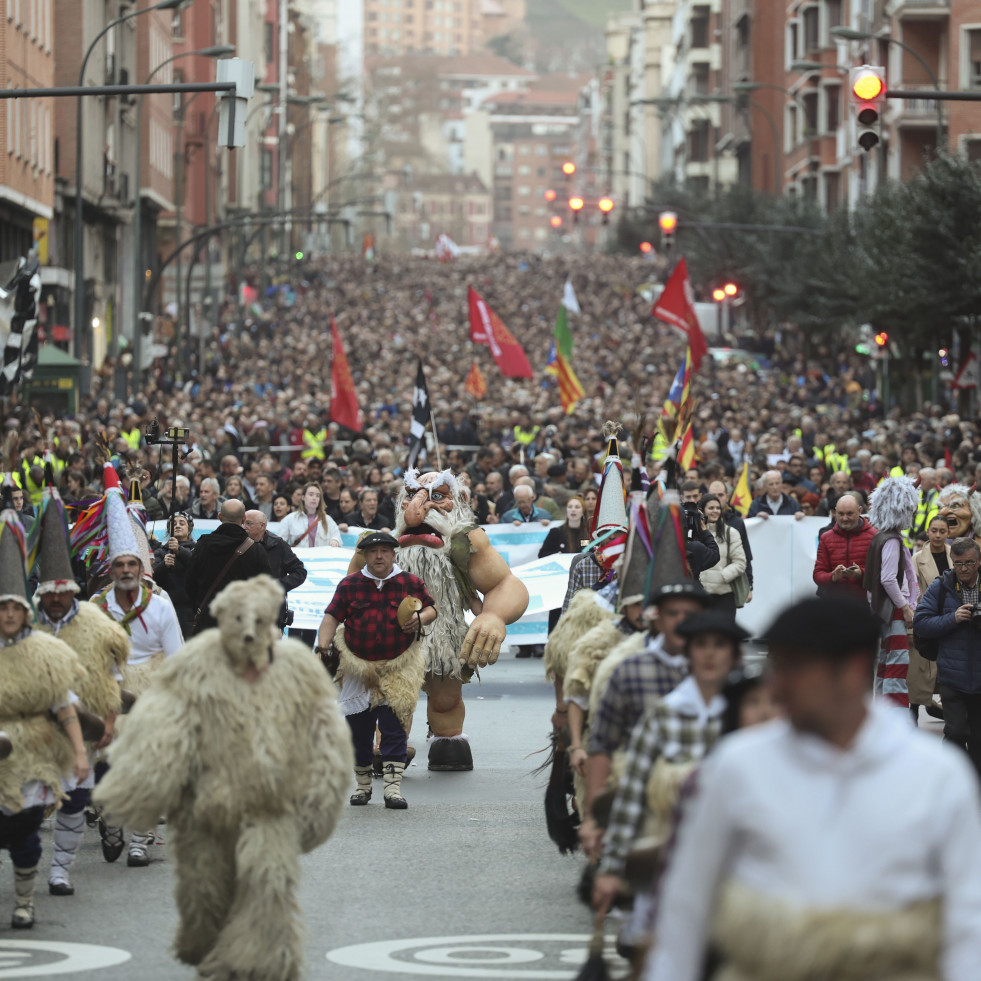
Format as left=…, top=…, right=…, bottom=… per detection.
left=429, top=404, right=442, bottom=472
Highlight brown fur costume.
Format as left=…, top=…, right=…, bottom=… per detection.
left=36, top=602, right=127, bottom=720
left=544, top=590, right=614, bottom=684
left=95, top=576, right=353, bottom=981
left=711, top=880, right=941, bottom=981
left=333, top=625, right=426, bottom=730
left=0, top=631, right=78, bottom=811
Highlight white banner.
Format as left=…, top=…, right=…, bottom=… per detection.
left=146, top=517, right=826, bottom=643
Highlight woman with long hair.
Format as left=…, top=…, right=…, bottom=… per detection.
left=539, top=497, right=587, bottom=558
left=278, top=482, right=342, bottom=548
left=583, top=487, right=598, bottom=530
left=222, top=474, right=255, bottom=510
left=697, top=494, right=747, bottom=615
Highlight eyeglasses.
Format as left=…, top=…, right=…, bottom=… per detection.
left=953, top=561, right=979, bottom=569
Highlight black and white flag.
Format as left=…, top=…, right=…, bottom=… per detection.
left=407, top=360, right=431, bottom=468
left=0, top=255, right=41, bottom=397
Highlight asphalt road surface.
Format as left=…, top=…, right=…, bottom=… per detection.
left=0, top=654, right=625, bottom=980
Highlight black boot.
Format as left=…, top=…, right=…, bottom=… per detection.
left=428, top=736, right=473, bottom=771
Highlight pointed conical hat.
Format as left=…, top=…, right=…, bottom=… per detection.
left=591, top=424, right=628, bottom=539
left=645, top=491, right=691, bottom=606
left=618, top=492, right=652, bottom=610
left=127, top=502, right=153, bottom=577
left=36, top=487, right=79, bottom=595
left=103, top=464, right=141, bottom=565
left=0, top=510, right=32, bottom=611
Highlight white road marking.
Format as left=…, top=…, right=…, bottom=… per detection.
left=0, top=941, right=130, bottom=977
left=326, top=934, right=627, bottom=978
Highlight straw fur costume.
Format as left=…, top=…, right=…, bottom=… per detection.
left=0, top=631, right=79, bottom=812
left=36, top=602, right=127, bottom=723
left=95, top=576, right=352, bottom=981
left=545, top=589, right=615, bottom=685
left=562, top=616, right=630, bottom=804
left=333, top=626, right=426, bottom=729
left=377, top=469, right=528, bottom=770
left=710, top=880, right=941, bottom=981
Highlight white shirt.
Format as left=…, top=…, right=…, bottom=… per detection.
left=103, top=587, right=184, bottom=665
left=645, top=701, right=981, bottom=981
left=279, top=510, right=341, bottom=548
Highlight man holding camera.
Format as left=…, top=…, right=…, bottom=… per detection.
left=243, top=510, right=308, bottom=630
left=913, top=537, right=981, bottom=779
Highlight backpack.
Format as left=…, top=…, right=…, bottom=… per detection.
left=912, top=578, right=948, bottom=662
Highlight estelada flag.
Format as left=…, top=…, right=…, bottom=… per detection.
left=467, top=286, right=533, bottom=379
left=678, top=420, right=696, bottom=472
left=652, top=257, right=708, bottom=373
left=329, top=316, right=363, bottom=432
left=464, top=361, right=486, bottom=400
left=730, top=462, right=752, bottom=517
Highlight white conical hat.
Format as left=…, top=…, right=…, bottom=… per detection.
left=591, top=421, right=628, bottom=539
left=103, top=464, right=141, bottom=565
left=0, top=510, right=32, bottom=611
left=36, top=486, right=79, bottom=595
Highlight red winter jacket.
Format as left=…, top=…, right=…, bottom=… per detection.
left=813, top=518, right=878, bottom=601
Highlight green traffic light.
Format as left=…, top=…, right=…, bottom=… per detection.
left=295, top=251, right=304, bottom=260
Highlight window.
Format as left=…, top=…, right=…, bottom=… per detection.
left=825, top=0, right=842, bottom=32
left=802, top=6, right=819, bottom=55
left=691, top=7, right=710, bottom=48
left=688, top=119, right=710, bottom=162
left=802, top=91, right=818, bottom=134
left=260, top=149, right=273, bottom=189
left=825, top=84, right=840, bottom=133
left=969, top=30, right=981, bottom=89
left=824, top=171, right=840, bottom=212
left=966, top=139, right=981, bottom=163
left=172, top=7, right=184, bottom=39
left=692, top=62, right=710, bottom=95
left=788, top=22, right=799, bottom=61
left=264, top=23, right=274, bottom=65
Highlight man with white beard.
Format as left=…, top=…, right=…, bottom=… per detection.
left=383, top=469, right=529, bottom=770
left=89, top=472, right=183, bottom=867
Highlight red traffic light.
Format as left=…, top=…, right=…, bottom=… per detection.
left=544, top=189, right=557, bottom=202
left=598, top=197, right=614, bottom=214
left=549, top=215, right=563, bottom=229
left=639, top=241, right=653, bottom=254
left=874, top=331, right=889, bottom=347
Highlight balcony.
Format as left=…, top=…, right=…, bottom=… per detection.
left=889, top=86, right=942, bottom=128
left=885, top=0, right=948, bottom=19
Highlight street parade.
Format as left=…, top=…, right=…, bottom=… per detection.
left=4, top=0, right=981, bottom=978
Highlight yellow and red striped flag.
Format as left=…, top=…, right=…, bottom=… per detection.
left=730, top=462, right=752, bottom=517
left=464, top=361, right=486, bottom=400
left=678, top=420, right=696, bottom=472
left=545, top=305, right=585, bottom=414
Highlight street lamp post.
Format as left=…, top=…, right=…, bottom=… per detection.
left=831, top=26, right=944, bottom=150
left=132, top=44, right=234, bottom=394
left=73, top=0, right=182, bottom=391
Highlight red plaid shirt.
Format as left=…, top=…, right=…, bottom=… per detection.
left=325, top=569, right=435, bottom=661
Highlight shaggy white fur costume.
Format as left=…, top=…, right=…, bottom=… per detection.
left=95, top=576, right=353, bottom=981
left=544, top=590, right=615, bottom=684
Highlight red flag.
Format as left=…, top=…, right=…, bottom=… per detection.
left=329, top=316, right=363, bottom=432
left=652, top=257, right=708, bottom=373
left=464, top=361, right=487, bottom=400
left=467, top=286, right=533, bottom=379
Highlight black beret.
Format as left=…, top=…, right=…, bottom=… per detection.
left=357, top=531, right=399, bottom=550
left=761, top=597, right=880, bottom=658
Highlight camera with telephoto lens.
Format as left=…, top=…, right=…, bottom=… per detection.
left=681, top=501, right=704, bottom=540
left=277, top=607, right=294, bottom=629
left=972, top=603, right=981, bottom=623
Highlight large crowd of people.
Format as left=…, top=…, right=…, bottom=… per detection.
left=3, top=251, right=981, bottom=979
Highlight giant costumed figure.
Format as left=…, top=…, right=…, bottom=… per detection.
left=96, top=576, right=352, bottom=981
left=937, top=483, right=981, bottom=549
left=392, top=468, right=529, bottom=770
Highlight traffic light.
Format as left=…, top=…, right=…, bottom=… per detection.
left=874, top=331, right=889, bottom=348
left=639, top=241, right=653, bottom=254
left=549, top=215, right=563, bottom=230
left=723, top=282, right=738, bottom=297
left=569, top=196, right=585, bottom=223
left=598, top=197, right=615, bottom=225
left=544, top=189, right=557, bottom=203
left=658, top=211, right=678, bottom=251
left=850, top=65, right=886, bottom=152
left=561, top=161, right=576, bottom=177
